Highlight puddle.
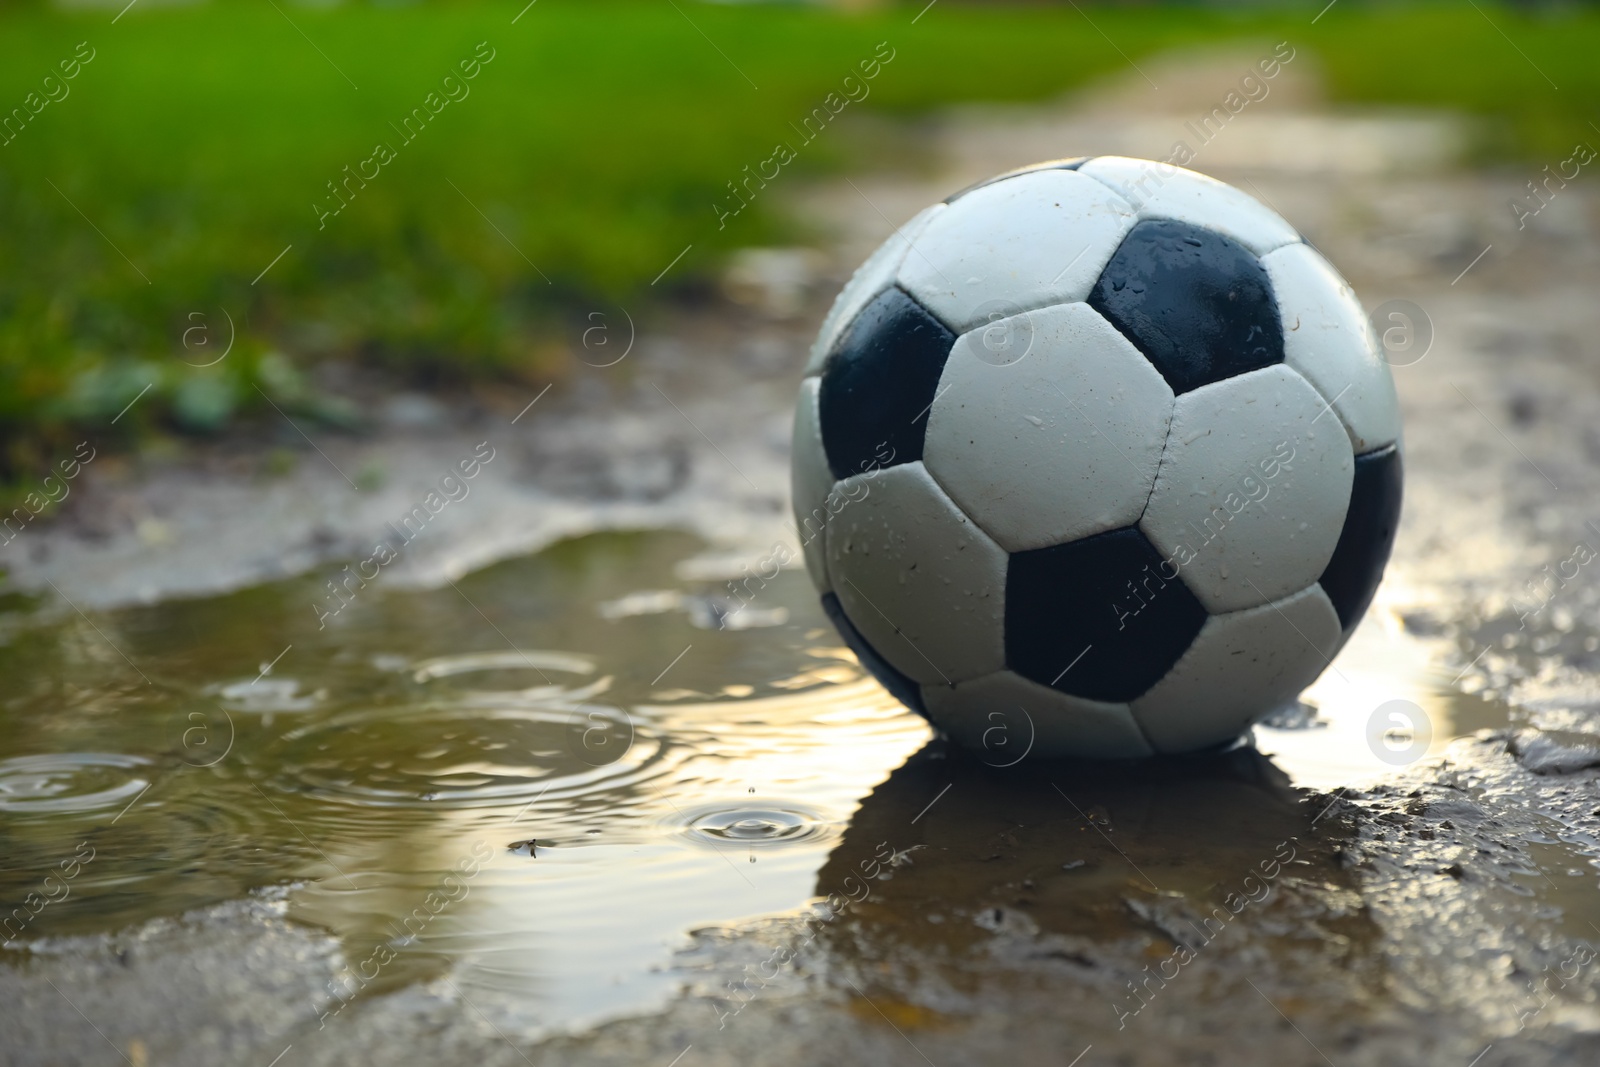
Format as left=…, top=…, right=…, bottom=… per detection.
left=1254, top=603, right=1516, bottom=789
left=0, top=530, right=929, bottom=1034
left=1515, top=840, right=1600, bottom=939
left=0, top=529, right=1573, bottom=1038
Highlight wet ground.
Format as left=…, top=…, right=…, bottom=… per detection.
left=4, top=50, right=1600, bottom=1067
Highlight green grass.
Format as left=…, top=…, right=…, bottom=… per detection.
left=0, top=1, right=1596, bottom=467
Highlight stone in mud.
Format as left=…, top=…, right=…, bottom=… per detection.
left=1509, top=728, right=1600, bottom=775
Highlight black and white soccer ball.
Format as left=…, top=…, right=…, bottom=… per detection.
left=792, top=156, right=1402, bottom=760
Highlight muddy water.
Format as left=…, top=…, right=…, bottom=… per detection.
left=0, top=525, right=1563, bottom=1041
left=0, top=531, right=927, bottom=1035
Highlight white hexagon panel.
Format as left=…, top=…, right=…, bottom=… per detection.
left=923, top=302, right=1174, bottom=552
left=825, top=462, right=1007, bottom=686
left=1132, top=584, right=1343, bottom=753
left=1139, top=364, right=1354, bottom=614
left=895, top=169, right=1138, bottom=333
left=1262, top=242, right=1402, bottom=456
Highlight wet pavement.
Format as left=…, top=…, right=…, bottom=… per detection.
left=3, top=50, right=1600, bottom=1067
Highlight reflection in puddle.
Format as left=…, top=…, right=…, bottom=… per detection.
left=815, top=740, right=1368, bottom=957
left=0, top=529, right=1570, bottom=1038
left=1255, top=599, right=1514, bottom=789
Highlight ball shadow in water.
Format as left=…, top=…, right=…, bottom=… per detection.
left=813, top=738, right=1375, bottom=970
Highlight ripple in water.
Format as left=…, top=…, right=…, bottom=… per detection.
left=410, top=650, right=605, bottom=702
left=267, top=704, right=664, bottom=812
left=0, top=753, right=150, bottom=815
left=679, top=802, right=831, bottom=849
left=258, top=649, right=674, bottom=838
left=272, top=703, right=659, bottom=812
left=0, top=760, right=292, bottom=937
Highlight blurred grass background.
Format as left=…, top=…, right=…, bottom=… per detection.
left=0, top=0, right=1596, bottom=471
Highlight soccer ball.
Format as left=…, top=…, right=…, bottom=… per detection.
left=791, top=156, right=1402, bottom=759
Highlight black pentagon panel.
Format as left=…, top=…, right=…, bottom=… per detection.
left=818, top=285, right=955, bottom=481
left=1089, top=218, right=1283, bottom=395
left=943, top=157, right=1089, bottom=204
left=821, top=592, right=928, bottom=717
left=1318, top=445, right=1404, bottom=631
left=1006, top=527, right=1208, bottom=703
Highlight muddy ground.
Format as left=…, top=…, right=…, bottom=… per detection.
left=5, top=50, right=1600, bottom=1067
